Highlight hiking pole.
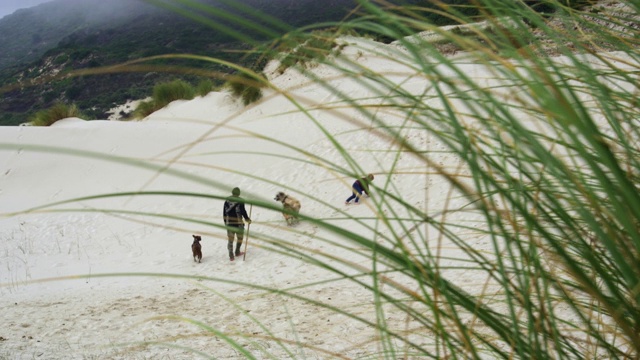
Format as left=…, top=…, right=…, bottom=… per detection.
left=243, top=204, right=252, bottom=261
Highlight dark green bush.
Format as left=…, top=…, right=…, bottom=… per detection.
left=65, top=85, right=83, bottom=99
left=53, top=54, right=69, bottom=65
left=225, top=71, right=266, bottom=106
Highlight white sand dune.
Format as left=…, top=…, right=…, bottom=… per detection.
left=0, top=33, right=634, bottom=359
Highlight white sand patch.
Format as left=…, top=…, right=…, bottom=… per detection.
left=106, top=98, right=149, bottom=121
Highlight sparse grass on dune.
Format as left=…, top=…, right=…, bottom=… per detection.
left=28, top=102, right=84, bottom=126
left=5, top=0, right=640, bottom=358
left=132, top=70, right=266, bottom=119
left=225, top=70, right=267, bottom=106
left=133, top=79, right=196, bottom=119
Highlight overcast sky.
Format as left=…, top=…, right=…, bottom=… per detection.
left=0, top=0, right=52, bottom=18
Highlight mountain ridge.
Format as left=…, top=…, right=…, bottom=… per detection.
left=0, top=0, right=375, bottom=125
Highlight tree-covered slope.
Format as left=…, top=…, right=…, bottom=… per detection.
left=0, top=0, right=499, bottom=125
left=0, top=0, right=388, bottom=125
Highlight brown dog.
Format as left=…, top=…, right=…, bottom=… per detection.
left=192, top=235, right=202, bottom=263
left=274, top=192, right=301, bottom=226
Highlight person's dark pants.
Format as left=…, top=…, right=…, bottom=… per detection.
left=346, top=181, right=364, bottom=203
left=227, top=225, right=244, bottom=258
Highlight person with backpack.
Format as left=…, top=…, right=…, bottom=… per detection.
left=345, top=174, right=374, bottom=205
left=223, top=187, right=251, bottom=261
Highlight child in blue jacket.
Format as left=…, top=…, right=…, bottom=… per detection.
left=345, top=174, right=374, bottom=205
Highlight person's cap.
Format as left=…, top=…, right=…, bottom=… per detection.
left=232, top=187, right=241, bottom=196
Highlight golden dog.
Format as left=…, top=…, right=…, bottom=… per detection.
left=274, top=192, right=301, bottom=226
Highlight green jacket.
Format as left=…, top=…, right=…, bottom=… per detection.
left=355, top=177, right=372, bottom=195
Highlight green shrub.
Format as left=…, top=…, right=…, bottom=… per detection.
left=131, top=79, right=198, bottom=119
left=275, top=31, right=342, bottom=74
left=195, top=79, right=214, bottom=97
left=152, top=79, right=196, bottom=106
left=53, top=54, right=69, bottom=65
left=131, top=99, right=158, bottom=120
left=240, top=85, right=263, bottom=106
left=28, top=103, right=83, bottom=126
left=225, top=71, right=266, bottom=106
left=65, top=85, right=83, bottom=99
left=0, top=112, right=25, bottom=126
left=42, top=91, right=58, bottom=103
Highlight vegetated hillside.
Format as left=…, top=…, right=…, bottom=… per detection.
left=0, top=0, right=400, bottom=126
left=0, top=10, right=252, bottom=125
left=0, top=0, right=486, bottom=126
left=0, top=0, right=160, bottom=71
left=0, top=0, right=365, bottom=71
